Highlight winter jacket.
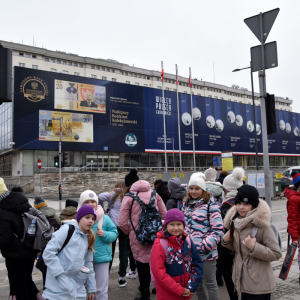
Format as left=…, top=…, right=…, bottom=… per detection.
left=118, top=180, right=167, bottom=263
left=92, top=215, right=118, bottom=264
left=166, top=186, right=187, bottom=211
left=156, top=182, right=170, bottom=205
left=179, top=198, right=224, bottom=261
left=151, top=231, right=203, bottom=300
left=38, top=206, right=61, bottom=225
left=0, top=191, right=38, bottom=259
left=98, top=190, right=122, bottom=228
left=43, top=222, right=97, bottom=300
left=206, top=182, right=224, bottom=207
left=285, top=187, right=300, bottom=241
left=221, top=200, right=282, bottom=294
left=59, top=206, right=77, bottom=222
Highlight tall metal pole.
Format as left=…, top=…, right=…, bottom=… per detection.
left=189, top=67, right=196, bottom=172
left=59, top=117, right=62, bottom=210
left=173, top=138, right=175, bottom=172
left=162, top=61, right=167, bottom=173
left=250, top=61, right=259, bottom=171
left=176, top=64, right=182, bottom=171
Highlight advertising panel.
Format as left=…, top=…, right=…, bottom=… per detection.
left=39, top=110, right=93, bottom=143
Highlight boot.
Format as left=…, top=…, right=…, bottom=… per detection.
left=36, top=292, right=46, bottom=300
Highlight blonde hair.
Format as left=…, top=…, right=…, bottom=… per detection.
left=112, top=181, right=126, bottom=204
left=185, top=189, right=211, bottom=204
left=87, top=229, right=96, bottom=252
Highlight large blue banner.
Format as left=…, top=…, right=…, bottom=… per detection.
left=13, top=67, right=300, bottom=155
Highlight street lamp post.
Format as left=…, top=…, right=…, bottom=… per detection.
left=232, top=62, right=259, bottom=171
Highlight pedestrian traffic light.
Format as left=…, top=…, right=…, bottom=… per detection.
left=54, top=156, right=59, bottom=168
left=62, top=152, right=68, bottom=167
left=265, top=93, right=277, bottom=135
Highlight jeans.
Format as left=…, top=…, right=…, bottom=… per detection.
left=6, top=254, right=39, bottom=300
left=136, top=261, right=150, bottom=297
left=196, top=260, right=219, bottom=300
left=109, top=227, right=129, bottom=277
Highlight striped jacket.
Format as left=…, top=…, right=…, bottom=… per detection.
left=179, top=198, right=224, bottom=261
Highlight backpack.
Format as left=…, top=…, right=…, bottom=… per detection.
left=47, top=217, right=61, bottom=232
left=150, top=236, right=191, bottom=286
left=36, top=224, right=75, bottom=274
left=127, top=190, right=162, bottom=245
left=14, top=207, right=54, bottom=251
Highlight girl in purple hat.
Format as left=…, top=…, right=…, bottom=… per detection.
left=150, top=208, right=203, bottom=300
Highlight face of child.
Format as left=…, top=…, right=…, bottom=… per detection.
left=83, top=200, right=97, bottom=210
left=236, top=202, right=253, bottom=217
left=167, top=221, right=184, bottom=237
left=189, top=185, right=203, bottom=199
left=78, top=214, right=95, bottom=233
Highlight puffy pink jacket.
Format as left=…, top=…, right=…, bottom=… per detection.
left=118, top=180, right=167, bottom=263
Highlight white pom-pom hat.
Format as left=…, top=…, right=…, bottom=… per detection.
left=188, top=172, right=206, bottom=191
left=223, top=167, right=245, bottom=192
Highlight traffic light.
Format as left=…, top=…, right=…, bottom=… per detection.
left=54, top=156, right=59, bottom=168
left=62, top=152, right=68, bottom=167
left=265, top=93, right=277, bottom=135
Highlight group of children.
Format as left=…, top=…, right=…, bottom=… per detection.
left=41, top=169, right=283, bottom=300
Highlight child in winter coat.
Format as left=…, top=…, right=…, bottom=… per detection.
left=151, top=208, right=203, bottom=300
left=43, top=205, right=97, bottom=300
left=80, top=189, right=118, bottom=300
left=222, top=185, right=282, bottom=300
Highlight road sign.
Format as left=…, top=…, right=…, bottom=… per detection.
left=251, top=41, right=278, bottom=72
left=37, top=159, right=42, bottom=170
left=244, top=8, right=279, bottom=43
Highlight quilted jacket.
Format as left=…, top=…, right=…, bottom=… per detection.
left=285, top=187, right=300, bottom=241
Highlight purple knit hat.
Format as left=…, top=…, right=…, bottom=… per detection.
left=164, top=208, right=186, bottom=229
left=76, top=204, right=97, bottom=222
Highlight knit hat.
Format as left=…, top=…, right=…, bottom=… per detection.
left=223, top=167, right=245, bottom=192
left=164, top=208, right=186, bottom=229
left=204, top=168, right=217, bottom=182
left=168, top=178, right=181, bottom=192
left=188, top=172, right=206, bottom=191
left=66, top=199, right=78, bottom=209
left=125, top=169, right=139, bottom=187
left=34, top=195, right=47, bottom=209
left=79, top=190, right=98, bottom=208
left=293, top=173, right=300, bottom=189
left=235, top=184, right=259, bottom=208
left=0, top=178, right=8, bottom=195
left=76, top=204, right=97, bottom=222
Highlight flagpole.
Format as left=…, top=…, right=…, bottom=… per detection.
left=161, top=61, right=167, bottom=173
left=189, top=67, right=196, bottom=172
left=176, top=64, right=182, bottom=171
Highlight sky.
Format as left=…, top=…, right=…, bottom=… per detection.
left=1, top=0, right=299, bottom=111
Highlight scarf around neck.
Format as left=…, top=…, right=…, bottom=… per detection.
left=224, top=190, right=238, bottom=202
left=233, top=207, right=258, bottom=232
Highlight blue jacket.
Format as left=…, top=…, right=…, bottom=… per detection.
left=92, top=215, right=118, bottom=264
left=43, top=222, right=97, bottom=300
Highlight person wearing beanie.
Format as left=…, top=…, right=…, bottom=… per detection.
left=34, top=195, right=61, bottom=226
left=125, top=169, right=139, bottom=187
left=0, top=178, right=46, bottom=300
left=59, top=199, right=78, bottom=222
left=285, top=173, right=300, bottom=283
left=178, top=172, right=223, bottom=300
left=165, top=178, right=187, bottom=211
left=151, top=208, right=203, bottom=300
left=43, top=204, right=97, bottom=300
left=119, top=180, right=167, bottom=300
left=222, top=185, right=281, bottom=299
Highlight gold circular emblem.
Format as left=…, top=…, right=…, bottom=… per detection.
left=20, top=77, right=48, bottom=102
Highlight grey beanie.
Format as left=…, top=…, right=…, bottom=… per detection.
left=168, top=178, right=181, bottom=192
left=34, top=195, right=47, bottom=209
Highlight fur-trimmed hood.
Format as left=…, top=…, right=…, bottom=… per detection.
left=223, top=199, right=271, bottom=229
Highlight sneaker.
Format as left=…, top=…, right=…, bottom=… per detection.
left=118, top=278, right=127, bottom=287
left=126, top=270, right=138, bottom=279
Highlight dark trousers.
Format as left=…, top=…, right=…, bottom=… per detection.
left=136, top=261, right=150, bottom=296
left=109, top=228, right=129, bottom=277
left=6, top=254, right=39, bottom=300
left=129, top=243, right=136, bottom=272
left=241, top=293, right=271, bottom=300
left=221, top=254, right=238, bottom=300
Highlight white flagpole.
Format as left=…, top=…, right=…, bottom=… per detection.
left=190, top=67, right=196, bottom=172
left=176, top=64, right=182, bottom=171
left=162, top=61, right=167, bottom=173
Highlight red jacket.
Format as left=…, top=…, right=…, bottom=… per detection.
left=151, top=231, right=203, bottom=300
left=285, top=187, right=300, bottom=241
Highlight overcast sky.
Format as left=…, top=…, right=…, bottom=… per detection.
left=1, top=0, right=299, bottom=112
